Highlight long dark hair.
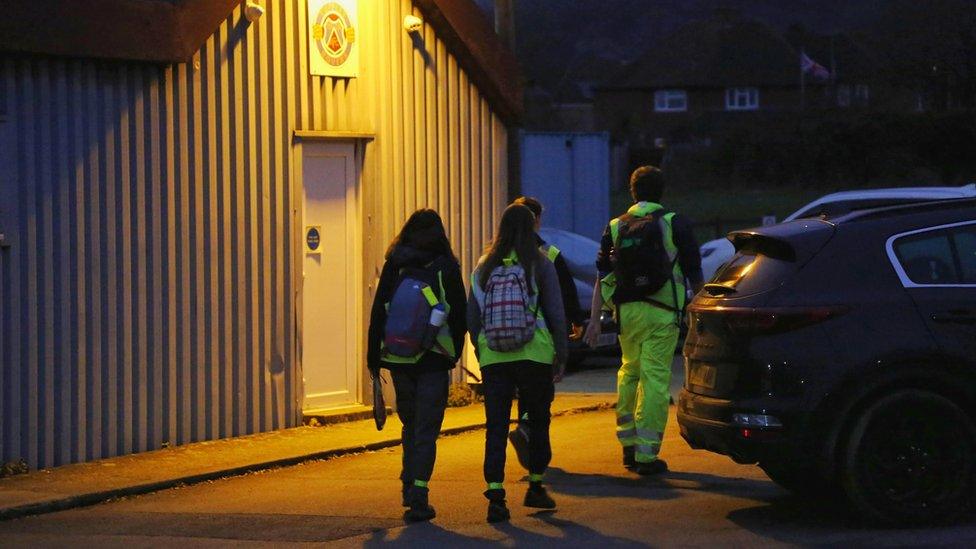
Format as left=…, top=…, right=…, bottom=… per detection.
left=385, top=209, right=457, bottom=262
left=478, top=204, right=540, bottom=292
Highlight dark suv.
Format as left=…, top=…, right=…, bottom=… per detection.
left=678, top=198, right=976, bottom=526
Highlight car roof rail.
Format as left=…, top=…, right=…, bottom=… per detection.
left=835, top=197, right=976, bottom=224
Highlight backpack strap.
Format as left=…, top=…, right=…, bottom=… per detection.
left=421, top=285, right=439, bottom=307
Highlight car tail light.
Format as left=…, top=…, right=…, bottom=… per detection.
left=696, top=306, right=848, bottom=336
left=739, top=428, right=782, bottom=440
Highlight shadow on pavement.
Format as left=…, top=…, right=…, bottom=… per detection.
left=363, top=521, right=496, bottom=548
left=491, top=511, right=637, bottom=546
left=727, top=496, right=976, bottom=543
left=544, top=466, right=778, bottom=503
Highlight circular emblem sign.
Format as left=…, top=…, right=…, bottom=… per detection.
left=313, top=2, right=356, bottom=67
left=306, top=226, right=321, bottom=252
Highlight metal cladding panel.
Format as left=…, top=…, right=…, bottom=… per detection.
left=0, top=0, right=508, bottom=469
left=0, top=3, right=303, bottom=469
left=570, top=134, right=611, bottom=242
left=519, top=132, right=610, bottom=241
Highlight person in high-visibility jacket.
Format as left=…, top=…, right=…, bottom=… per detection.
left=467, top=204, right=568, bottom=523
left=584, top=166, right=703, bottom=475
left=367, top=209, right=467, bottom=522
left=507, top=196, right=584, bottom=471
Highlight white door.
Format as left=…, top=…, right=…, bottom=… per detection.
left=302, top=142, right=358, bottom=410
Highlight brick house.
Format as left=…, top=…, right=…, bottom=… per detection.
left=594, top=14, right=877, bottom=171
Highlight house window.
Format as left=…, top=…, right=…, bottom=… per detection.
left=725, top=87, right=759, bottom=111
left=654, top=89, right=688, bottom=112
left=837, top=85, right=851, bottom=107
left=915, top=92, right=928, bottom=112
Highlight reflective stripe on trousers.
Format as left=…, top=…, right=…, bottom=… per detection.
left=616, top=413, right=637, bottom=444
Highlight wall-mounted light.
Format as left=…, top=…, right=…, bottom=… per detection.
left=245, top=1, right=265, bottom=23
left=404, top=15, right=423, bottom=34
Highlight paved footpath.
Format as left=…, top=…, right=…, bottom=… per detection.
left=0, top=393, right=613, bottom=521
left=2, top=408, right=976, bottom=547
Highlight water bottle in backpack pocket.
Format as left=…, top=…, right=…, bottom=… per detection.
left=482, top=263, right=537, bottom=352
left=383, top=266, right=442, bottom=358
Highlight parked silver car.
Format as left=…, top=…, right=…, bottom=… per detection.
left=699, top=184, right=976, bottom=281
left=538, top=228, right=620, bottom=366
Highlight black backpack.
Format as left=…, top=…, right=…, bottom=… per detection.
left=612, top=211, right=678, bottom=305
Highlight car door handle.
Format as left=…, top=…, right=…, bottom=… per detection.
left=931, top=310, right=976, bottom=324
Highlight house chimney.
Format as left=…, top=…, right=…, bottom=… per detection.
left=495, top=0, right=516, bottom=52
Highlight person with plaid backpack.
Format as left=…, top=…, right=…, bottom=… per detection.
left=467, top=204, right=568, bottom=523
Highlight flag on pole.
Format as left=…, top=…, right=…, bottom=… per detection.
left=801, top=52, right=831, bottom=81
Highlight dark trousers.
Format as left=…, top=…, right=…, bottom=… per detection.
left=391, top=369, right=449, bottom=486
left=483, top=361, right=555, bottom=483
left=516, top=395, right=529, bottom=424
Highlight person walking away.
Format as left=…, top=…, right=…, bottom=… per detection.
left=468, top=204, right=568, bottom=523
left=583, top=166, right=703, bottom=475
left=367, top=209, right=467, bottom=522
left=507, top=196, right=584, bottom=470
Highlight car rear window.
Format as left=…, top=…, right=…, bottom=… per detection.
left=955, top=229, right=976, bottom=283
left=710, top=249, right=797, bottom=296
left=893, top=223, right=976, bottom=285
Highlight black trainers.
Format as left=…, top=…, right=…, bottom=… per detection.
left=523, top=483, right=556, bottom=509
left=404, top=504, right=436, bottom=522
left=485, top=489, right=511, bottom=523
left=634, top=459, right=668, bottom=476
left=508, top=424, right=531, bottom=471
left=487, top=500, right=511, bottom=523
left=404, top=488, right=436, bottom=523
left=622, top=446, right=637, bottom=469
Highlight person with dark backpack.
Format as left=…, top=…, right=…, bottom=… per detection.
left=467, top=204, right=568, bottom=523
left=367, top=209, right=467, bottom=523
left=583, top=166, right=704, bottom=475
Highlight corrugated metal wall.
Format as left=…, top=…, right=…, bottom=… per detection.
left=0, top=0, right=507, bottom=469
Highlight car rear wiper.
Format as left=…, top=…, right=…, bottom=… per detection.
left=703, top=283, right=737, bottom=296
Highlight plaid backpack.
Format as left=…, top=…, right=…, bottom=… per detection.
left=482, top=263, right=537, bottom=352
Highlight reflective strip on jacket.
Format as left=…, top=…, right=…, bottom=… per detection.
left=541, top=243, right=561, bottom=263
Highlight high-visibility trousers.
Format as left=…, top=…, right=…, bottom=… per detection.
left=615, top=301, right=679, bottom=463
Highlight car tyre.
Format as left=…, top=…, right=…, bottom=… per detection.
left=840, top=389, right=975, bottom=527
left=759, top=461, right=842, bottom=500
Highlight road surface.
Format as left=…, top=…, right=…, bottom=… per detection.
left=2, top=407, right=975, bottom=547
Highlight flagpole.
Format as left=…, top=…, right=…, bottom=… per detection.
left=829, top=35, right=837, bottom=83
left=830, top=35, right=837, bottom=104
left=800, top=48, right=806, bottom=111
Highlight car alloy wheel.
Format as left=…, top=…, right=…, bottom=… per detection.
left=841, top=389, right=975, bottom=526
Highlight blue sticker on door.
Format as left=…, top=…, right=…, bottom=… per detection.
left=306, top=225, right=322, bottom=253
